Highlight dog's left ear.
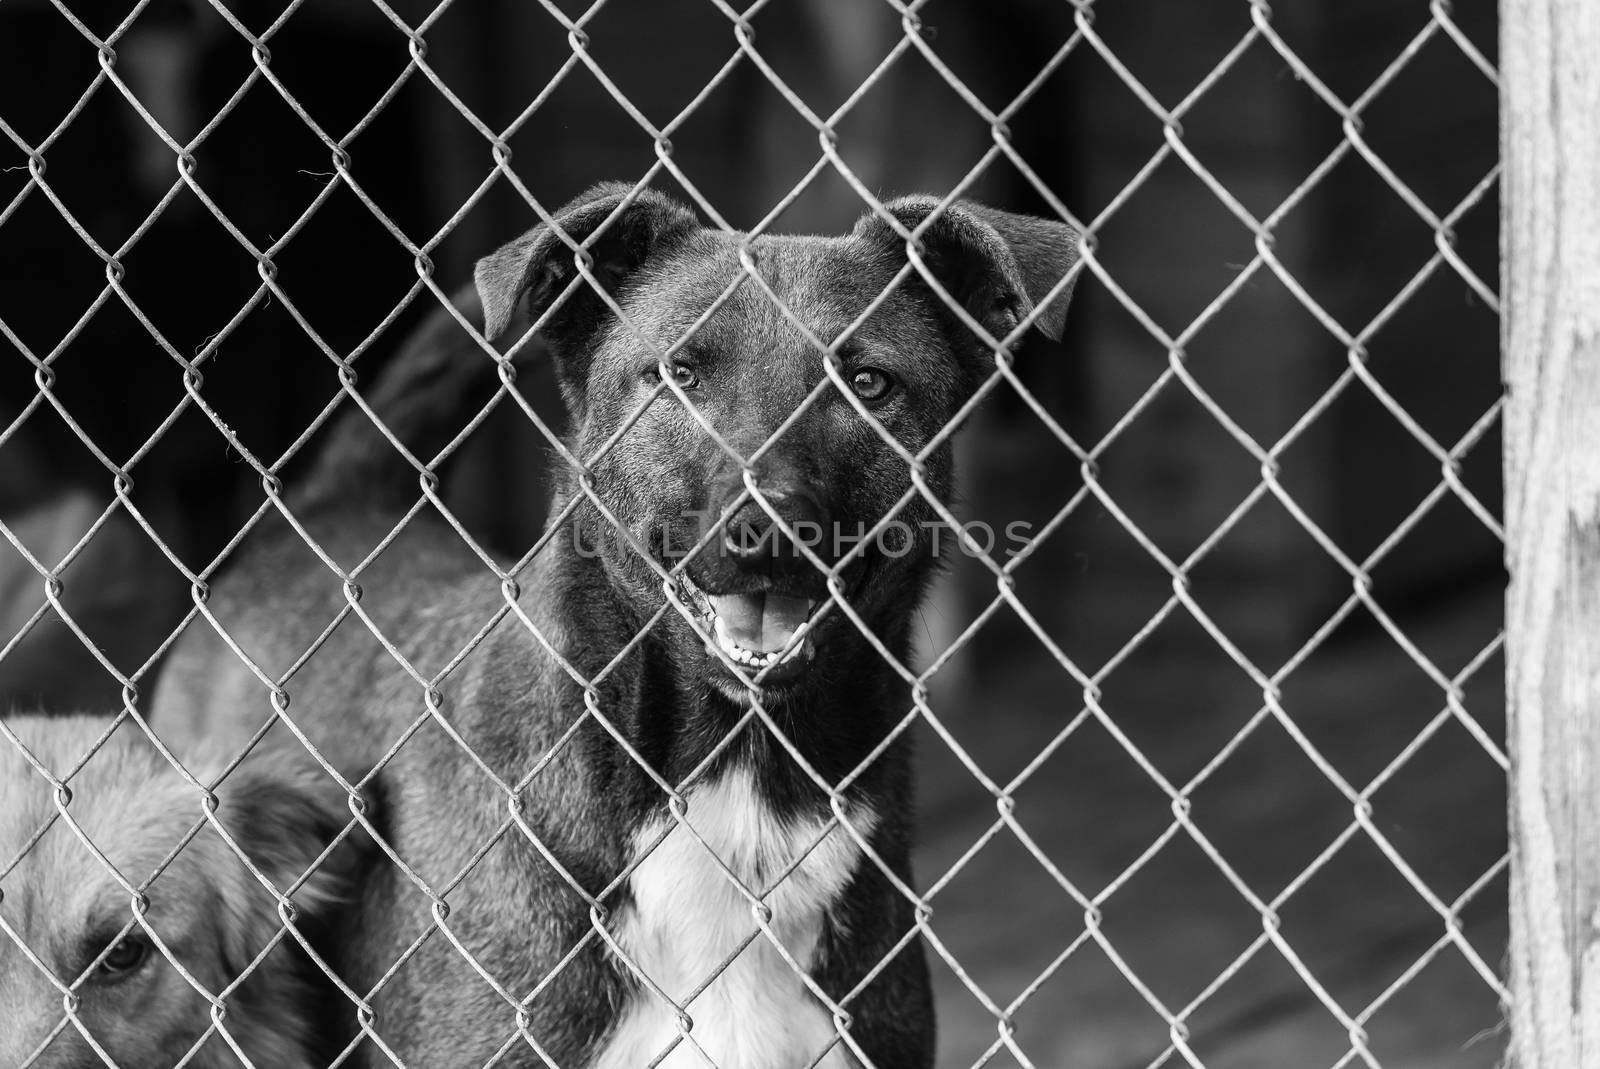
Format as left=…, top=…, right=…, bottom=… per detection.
left=854, top=197, right=1080, bottom=342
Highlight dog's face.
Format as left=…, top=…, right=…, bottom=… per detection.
left=477, top=185, right=1078, bottom=699
left=0, top=717, right=354, bottom=1069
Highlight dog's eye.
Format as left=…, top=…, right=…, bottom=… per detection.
left=95, top=935, right=152, bottom=982
left=651, top=362, right=700, bottom=390
left=849, top=367, right=896, bottom=405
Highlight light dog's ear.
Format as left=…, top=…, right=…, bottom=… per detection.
left=210, top=750, right=363, bottom=965
left=474, top=182, right=701, bottom=347
left=854, top=196, right=1081, bottom=342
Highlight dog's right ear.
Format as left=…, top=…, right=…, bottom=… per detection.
left=209, top=748, right=366, bottom=970
left=474, top=182, right=701, bottom=348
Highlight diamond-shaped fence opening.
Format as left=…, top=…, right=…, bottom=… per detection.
left=0, top=1, right=1530, bottom=1067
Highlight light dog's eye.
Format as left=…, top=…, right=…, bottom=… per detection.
left=849, top=367, right=896, bottom=405
left=651, top=362, right=700, bottom=390
left=95, top=935, right=152, bottom=982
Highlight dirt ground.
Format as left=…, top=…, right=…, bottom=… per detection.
left=911, top=563, right=1506, bottom=1069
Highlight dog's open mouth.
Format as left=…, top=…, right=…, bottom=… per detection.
left=680, top=578, right=817, bottom=683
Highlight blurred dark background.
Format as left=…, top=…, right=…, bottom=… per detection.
left=0, top=1, right=1505, bottom=1065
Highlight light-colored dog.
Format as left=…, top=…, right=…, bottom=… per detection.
left=0, top=715, right=360, bottom=1069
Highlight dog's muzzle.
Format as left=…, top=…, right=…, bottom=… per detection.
left=680, top=576, right=817, bottom=683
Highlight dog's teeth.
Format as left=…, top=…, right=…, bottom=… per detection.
left=724, top=642, right=779, bottom=670
left=710, top=604, right=811, bottom=676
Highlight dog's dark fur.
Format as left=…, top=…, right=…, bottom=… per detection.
left=152, top=183, right=1078, bottom=1066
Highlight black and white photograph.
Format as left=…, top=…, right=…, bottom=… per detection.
left=0, top=1, right=1576, bottom=1067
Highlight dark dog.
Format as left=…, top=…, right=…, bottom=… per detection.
left=0, top=714, right=359, bottom=1069
left=153, top=183, right=1077, bottom=1067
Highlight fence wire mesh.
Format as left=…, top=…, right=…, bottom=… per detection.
left=0, top=1, right=1505, bottom=1068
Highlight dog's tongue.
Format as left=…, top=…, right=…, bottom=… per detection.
left=708, top=593, right=812, bottom=653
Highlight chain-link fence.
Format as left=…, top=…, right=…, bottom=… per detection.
left=0, top=2, right=1508, bottom=1067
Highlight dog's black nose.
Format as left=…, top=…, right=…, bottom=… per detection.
left=721, top=490, right=824, bottom=565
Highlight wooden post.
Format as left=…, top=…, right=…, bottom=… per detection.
left=1503, top=2, right=1600, bottom=1065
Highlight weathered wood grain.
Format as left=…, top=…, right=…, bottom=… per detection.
left=1503, top=2, right=1600, bottom=1064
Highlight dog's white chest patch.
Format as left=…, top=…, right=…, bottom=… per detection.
left=591, top=768, right=872, bottom=1069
